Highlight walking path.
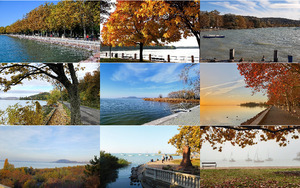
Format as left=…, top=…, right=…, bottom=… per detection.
left=143, top=105, right=200, bottom=125
left=64, top=102, right=100, bottom=125
left=48, top=103, right=70, bottom=125
left=259, top=106, right=300, bottom=125
left=146, top=160, right=181, bottom=170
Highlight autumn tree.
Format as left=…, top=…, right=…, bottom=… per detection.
left=180, top=63, right=200, bottom=98
left=47, top=89, right=61, bottom=106
left=200, top=126, right=300, bottom=152
left=85, top=155, right=100, bottom=187
left=100, top=0, right=113, bottom=24
left=0, top=63, right=82, bottom=125
left=79, top=70, right=100, bottom=109
left=101, top=0, right=182, bottom=62
left=237, top=63, right=300, bottom=112
left=168, top=126, right=200, bottom=155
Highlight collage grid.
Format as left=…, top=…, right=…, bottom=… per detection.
left=0, top=0, right=200, bottom=188
left=200, top=0, right=300, bottom=187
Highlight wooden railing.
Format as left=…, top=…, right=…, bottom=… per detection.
left=144, top=167, right=200, bottom=188
left=100, top=52, right=199, bottom=63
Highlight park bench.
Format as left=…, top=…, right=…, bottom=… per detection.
left=202, top=162, right=217, bottom=168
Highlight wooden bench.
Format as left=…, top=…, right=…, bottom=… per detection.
left=202, top=162, right=217, bottom=168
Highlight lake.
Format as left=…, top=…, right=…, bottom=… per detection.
left=106, top=153, right=182, bottom=188
left=0, top=35, right=91, bottom=62
left=101, top=48, right=199, bottom=62
left=200, top=106, right=266, bottom=125
left=200, top=27, right=300, bottom=61
left=100, top=98, right=197, bottom=125
left=0, top=160, right=86, bottom=169
left=200, top=159, right=300, bottom=168
left=0, top=100, right=47, bottom=111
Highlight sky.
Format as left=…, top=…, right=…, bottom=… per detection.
left=200, top=63, right=267, bottom=106
left=0, top=126, right=99, bottom=162
left=0, top=63, right=99, bottom=98
left=0, top=1, right=59, bottom=27
left=100, top=126, right=180, bottom=154
left=201, top=128, right=300, bottom=162
left=100, top=63, right=199, bottom=98
left=201, top=0, right=300, bottom=20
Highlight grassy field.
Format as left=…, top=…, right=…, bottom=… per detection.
left=200, top=168, right=300, bottom=187
left=171, top=159, right=200, bottom=167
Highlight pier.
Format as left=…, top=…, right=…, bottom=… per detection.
left=143, top=167, right=200, bottom=188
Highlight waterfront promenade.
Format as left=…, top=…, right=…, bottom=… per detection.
left=259, top=106, right=300, bottom=125
left=8, top=34, right=100, bottom=62
left=143, top=105, right=200, bottom=125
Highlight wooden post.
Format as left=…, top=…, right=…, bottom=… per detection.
left=274, top=50, right=278, bottom=62
left=149, top=54, right=151, bottom=61
left=122, top=53, right=124, bottom=59
left=229, top=49, right=235, bottom=61
left=288, top=55, right=293, bottom=62
left=111, top=53, right=113, bottom=57
left=191, top=55, right=194, bottom=63
left=134, top=53, right=137, bottom=60
left=168, top=55, right=170, bottom=62
left=105, top=52, right=107, bottom=57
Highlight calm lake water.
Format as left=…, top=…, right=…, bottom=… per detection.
left=0, top=35, right=91, bottom=62
left=0, top=100, right=47, bottom=111
left=101, top=48, right=199, bottom=62
left=200, top=159, right=300, bottom=168
left=0, top=160, right=86, bottom=169
left=200, top=106, right=266, bottom=125
left=100, top=98, right=197, bottom=125
left=106, top=153, right=182, bottom=188
left=200, top=27, right=300, bottom=61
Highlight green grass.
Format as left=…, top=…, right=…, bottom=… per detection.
left=200, top=168, right=300, bottom=187
left=62, top=103, right=71, bottom=118
left=171, top=158, right=200, bottom=167
left=100, top=58, right=150, bottom=62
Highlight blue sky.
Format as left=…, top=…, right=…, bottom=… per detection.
left=200, top=63, right=267, bottom=105
left=100, top=63, right=199, bottom=98
left=0, top=63, right=99, bottom=98
left=100, top=126, right=180, bottom=154
left=0, top=1, right=59, bottom=27
left=0, top=126, right=99, bottom=162
left=201, top=0, right=300, bottom=20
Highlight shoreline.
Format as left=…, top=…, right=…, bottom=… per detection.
left=201, top=166, right=300, bottom=170
left=143, top=105, right=200, bottom=125
left=143, top=97, right=199, bottom=103
left=7, top=34, right=100, bottom=62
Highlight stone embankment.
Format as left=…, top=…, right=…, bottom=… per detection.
left=9, top=34, right=100, bottom=62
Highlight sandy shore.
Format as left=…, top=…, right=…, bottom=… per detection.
left=143, top=105, right=200, bottom=125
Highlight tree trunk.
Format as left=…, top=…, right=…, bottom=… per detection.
left=67, top=85, right=81, bottom=125
left=139, top=42, right=143, bottom=62
left=196, top=36, right=200, bottom=62
left=178, top=145, right=193, bottom=171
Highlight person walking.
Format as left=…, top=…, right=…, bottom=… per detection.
left=86, top=34, right=89, bottom=41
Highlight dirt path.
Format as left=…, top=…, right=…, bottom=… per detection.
left=48, top=103, right=70, bottom=125
left=259, top=106, right=300, bottom=125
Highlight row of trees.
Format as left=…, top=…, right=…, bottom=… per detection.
left=0, top=1, right=100, bottom=38
left=238, top=63, right=300, bottom=112
left=200, top=10, right=300, bottom=29
left=168, top=90, right=199, bottom=100
left=101, top=0, right=200, bottom=61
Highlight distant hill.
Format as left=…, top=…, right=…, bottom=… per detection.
left=54, top=159, right=79, bottom=163
left=123, top=96, right=138, bottom=99
left=0, top=97, right=18, bottom=100
left=20, top=92, right=50, bottom=100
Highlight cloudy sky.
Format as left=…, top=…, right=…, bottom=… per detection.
left=201, top=0, right=300, bottom=20
left=100, top=126, right=179, bottom=153
left=0, top=126, right=99, bottom=162
left=0, top=63, right=99, bottom=98
left=101, top=63, right=199, bottom=98
left=200, top=63, right=267, bottom=106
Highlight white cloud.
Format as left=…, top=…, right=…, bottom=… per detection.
left=201, top=79, right=245, bottom=97
left=144, top=64, right=182, bottom=83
